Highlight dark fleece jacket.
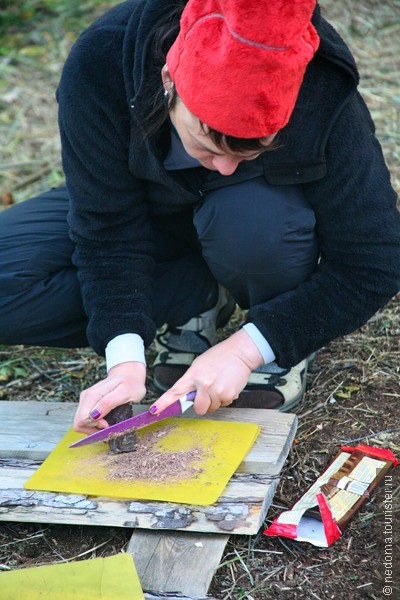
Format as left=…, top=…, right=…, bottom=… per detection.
left=57, top=0, right=400, bottom=367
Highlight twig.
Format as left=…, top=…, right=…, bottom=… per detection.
left=0, top=532, right=46, bottom=549
left=26, top=357, right=78, bottom=394
left=35, top=537, right=115, bottom=565
left=0, top=160, right=47, bottom=171
left=339, top=427, right=400, bottom=444
left=13, top=166, right=53, bottom=190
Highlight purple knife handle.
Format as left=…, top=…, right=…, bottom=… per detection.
left=157, top=391, right=196, bottom=419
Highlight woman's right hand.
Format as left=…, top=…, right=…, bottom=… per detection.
left=73, top=362, right=147, bottom=434
left=150, top=328, right=264, bottom=416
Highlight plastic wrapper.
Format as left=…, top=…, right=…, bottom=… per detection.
left=264, top=444, right=398, bottom=547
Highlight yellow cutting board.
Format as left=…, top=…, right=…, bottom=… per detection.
left=25, top=418, right=260, bottom=505
left=0, top=554, right=143, bottom=600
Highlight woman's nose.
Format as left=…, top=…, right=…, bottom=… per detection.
left=211, top=155, right=240, bottom=176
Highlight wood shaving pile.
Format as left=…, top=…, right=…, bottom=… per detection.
left=105, top=425, right=209, bottom=483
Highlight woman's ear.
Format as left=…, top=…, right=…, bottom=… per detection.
left=161, top=64, right=174, bottom=93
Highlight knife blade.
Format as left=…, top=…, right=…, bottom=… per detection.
left=68, top=390, right=196, bottom=449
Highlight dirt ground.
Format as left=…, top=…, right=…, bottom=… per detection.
left=0, top=1, right=399, bottom=599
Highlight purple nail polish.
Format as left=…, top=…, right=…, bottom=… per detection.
left=149, top=405, right=158, bottom=414
left=90, top=408, right=101, bottom=420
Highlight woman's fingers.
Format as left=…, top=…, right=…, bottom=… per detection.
left=73, top=363, right=146, bottom=433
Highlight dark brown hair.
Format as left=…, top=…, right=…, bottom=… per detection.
left=169, top=86, right=275, bottom=152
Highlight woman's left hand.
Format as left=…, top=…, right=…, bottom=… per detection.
left=73, top=362, right=146, bottom=434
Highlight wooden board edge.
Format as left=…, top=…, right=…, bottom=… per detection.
left=128, top=530, right=229, bottom=597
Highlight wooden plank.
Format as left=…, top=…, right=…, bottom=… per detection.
left=0, top=459, right=278, bottom=534
left=0, top=402, right=75, bottom=458
left=192, top=408, right=297, bottom=476
left=0, top=401, right=296, bottom=534
left=128, top=530, right=229, bottom=597
left=0, top=401, right=296, bottom=598
left=0, top=402, right=297, bottom=476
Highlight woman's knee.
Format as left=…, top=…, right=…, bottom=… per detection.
left=193, top=177, right=319, bottom=303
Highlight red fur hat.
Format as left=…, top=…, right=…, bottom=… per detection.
left=167, top=0, right=320, bottom=138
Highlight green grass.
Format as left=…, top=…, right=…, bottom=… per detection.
left=0, top=1, right=115, bottom=202
left=1, top=1, right=104, bottom=30
left=0, top=1, right=111, bottom=53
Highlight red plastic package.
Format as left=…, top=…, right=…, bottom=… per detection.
left=264, top=444, right=398, bottom=547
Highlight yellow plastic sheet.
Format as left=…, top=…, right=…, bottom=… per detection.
left=0, top=554, right=144, bottom=600
left=25, top=418, right=260, bottom=505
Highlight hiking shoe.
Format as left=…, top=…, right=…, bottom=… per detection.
left=233, top=357, right=313, bottom=411
left=153, top=285, right=236, bottom=392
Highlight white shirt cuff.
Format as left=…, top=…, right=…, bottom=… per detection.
left=242, top=323, right=276, bottom=364
left=105, top=333, right=146, bottom=372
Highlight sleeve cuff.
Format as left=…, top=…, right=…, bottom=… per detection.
left=105, top=333, right=146, bottom=372
left=242, top=323, right=276, bottom=364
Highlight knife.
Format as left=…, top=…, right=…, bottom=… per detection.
left=68, top=390, right=196, bottom=449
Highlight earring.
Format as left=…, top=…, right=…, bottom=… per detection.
left=163, top=88, right=169, bottom=108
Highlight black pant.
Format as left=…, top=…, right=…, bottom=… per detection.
left=0, top=180, right=318, bottom=348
